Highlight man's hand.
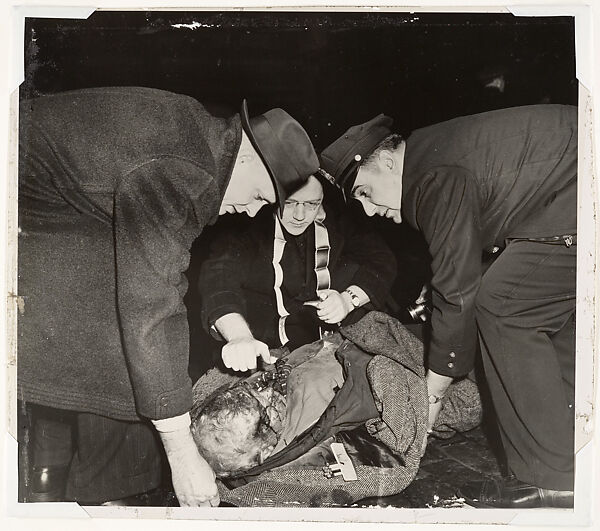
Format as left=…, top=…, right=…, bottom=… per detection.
left=214, top=313, right=275, bottom=371
left=421, top=369, right=453, bottom=456
left=310, top=289, right=353, bottom=325
left=422, top=400, right=444, bottom=456
left=222, top=336, right=275, bottom=372
left=158, top=428, right=220, bottom=507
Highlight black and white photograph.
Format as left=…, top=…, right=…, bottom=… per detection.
left=3, top=1, right=600, bottom=528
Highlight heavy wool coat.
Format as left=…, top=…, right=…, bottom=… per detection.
left=18, top=87, right=241, bottom=421
left=199, top=191, right=397, bottom=350
left=401, top=104, right=577, bottom=378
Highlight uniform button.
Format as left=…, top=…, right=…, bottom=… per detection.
left=449, top=352, right=456, bottom=358
left=447, top=362, right=454, bottom=369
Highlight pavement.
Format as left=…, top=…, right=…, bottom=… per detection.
left=102, top=424, right=506, bottom=508
left=354, top=424, right=506, bottom=508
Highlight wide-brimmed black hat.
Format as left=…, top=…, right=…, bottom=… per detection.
left=319, top=114, right=394, bottom=199
left=241, top=100, right=319, bottom=211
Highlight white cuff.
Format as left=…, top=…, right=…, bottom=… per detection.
left=151, top=412, right=191, bottom=433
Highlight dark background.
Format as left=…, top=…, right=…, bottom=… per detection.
left=22, top=10, right=577, bottom=375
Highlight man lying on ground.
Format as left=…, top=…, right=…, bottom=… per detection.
left=189, top=312, right=482, bottom=507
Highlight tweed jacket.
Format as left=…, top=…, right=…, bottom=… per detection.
left=191, top=311, right=481, bottom=507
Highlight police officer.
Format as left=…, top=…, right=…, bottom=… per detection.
left=320, top=105, right=576, bottom=508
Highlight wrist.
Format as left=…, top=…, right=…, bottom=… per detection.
left=426, top=369, right=453, bottom=396
left=344, top=285, right=369, bottom=310
left=340, top=290, right=355, bottom=314
left=427, top=393, right=445, bottom=405
left=157, top=425, right=196, bottom=452
left=228, top=331, right=254, bottom=342
left=215, top=313, right=254, bottom=342
left=152, top=412, right=191, bottom=433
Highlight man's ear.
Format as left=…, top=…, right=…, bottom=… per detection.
left=237, top=150, right=255, bottom=165
left=237, top=131, right=258, bottom=165
left=378, top=149, right=396, bottom=172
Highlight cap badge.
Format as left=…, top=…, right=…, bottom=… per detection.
left=317, top=168, right=337, bottom=186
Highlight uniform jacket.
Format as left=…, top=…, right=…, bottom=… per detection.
left=18, top=87, right=241, bottom=421
left=199, top=191, right=397, bottom=349
left=401, top=104, right=577, bottom=377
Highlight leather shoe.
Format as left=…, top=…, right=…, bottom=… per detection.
left=458, top=477, right=573, bottom=508
left=28, top=465, right=69, bottom=502
left=100, top=487, right=178, bottom=507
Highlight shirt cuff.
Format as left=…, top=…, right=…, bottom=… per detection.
left=151, top=412, right=191, bottom=433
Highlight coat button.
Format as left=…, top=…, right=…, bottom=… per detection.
left=447, top=362, right=455, bottom=369
left=449, top=352, right=456, bottom=358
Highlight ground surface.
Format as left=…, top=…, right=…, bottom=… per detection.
left=111, top=424, right=506, bottom=509
left=18, top=406, right=505, bottom=508
left=354, top=425, right=505, bottom=509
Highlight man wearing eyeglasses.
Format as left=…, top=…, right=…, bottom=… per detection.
left=199, top=174, right=397, bottom=372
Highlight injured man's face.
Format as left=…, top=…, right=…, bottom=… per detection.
left=191, top=338, right=345, bottom=477
left=192, top=369, right=288, bottom=477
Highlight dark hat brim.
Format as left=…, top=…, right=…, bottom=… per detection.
left=240, top=99, right=286, bottom=212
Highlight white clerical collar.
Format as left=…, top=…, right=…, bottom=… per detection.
left=272, top=207, right=331, bottom=346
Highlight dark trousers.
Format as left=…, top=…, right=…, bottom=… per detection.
left=28, top=404, right=164, bottom=503
left=475, top=239, right=576, bottom=491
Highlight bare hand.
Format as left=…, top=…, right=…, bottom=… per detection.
left=160, top=429, right=220, bottom=507
left=313, top=289, right=353, bottom=324
left=421, top=400, right=444, bottom=456
left=222, top=336, right=275, bottom=372
left=421, top=369, right=452, bottom=456
left=416, top=283, right=431, bottom=305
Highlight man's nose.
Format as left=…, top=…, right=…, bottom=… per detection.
left=246, top=201, right=263, bottom=217
left=362, top=202, right=377, bottom=217
left=293, top=203, right=306, bottom=221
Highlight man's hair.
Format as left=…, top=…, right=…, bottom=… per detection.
left=361, top=133, right=404, bottom=170
left=191, top=385, right=275, bottom=477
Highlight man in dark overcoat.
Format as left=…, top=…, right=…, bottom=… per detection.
left=17, top=86, right=318, bottom=505
left=198, top=174, right=396, bottom=367
left=319, top=105, right=577, bottom=508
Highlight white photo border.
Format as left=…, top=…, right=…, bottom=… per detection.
left=2, top=2, right=598, bottom=530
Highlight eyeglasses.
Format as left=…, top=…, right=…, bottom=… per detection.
left=283, top=199, right=322, bottom=212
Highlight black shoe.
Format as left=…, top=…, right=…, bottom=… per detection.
left=458, top=477, right=573, bottom=509
left=28, top=466, right=69, bottom=502
left=100, top=487, right=179, bottom=507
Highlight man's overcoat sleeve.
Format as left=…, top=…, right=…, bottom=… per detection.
left=114, top=157, right=220, bottom=420
left=413, top=167, right=483, bottom=377
left=198, top=225, right=257, bottom=333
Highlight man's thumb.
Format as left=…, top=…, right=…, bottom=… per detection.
left=258, top=344, right=276, bottom=364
